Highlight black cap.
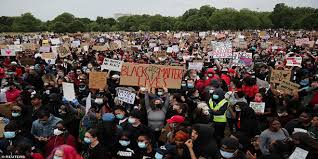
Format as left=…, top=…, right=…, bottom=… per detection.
left=31, top=93, right=42, bottom=100
left=129, top=109, right=143, bottom=119
left=221, top=137, right=239, bottom=150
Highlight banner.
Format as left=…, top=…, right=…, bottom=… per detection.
left=101, top=58, right=123, bottom=72
left=249, top=102, right=265, bottom=113
left=295, top=38, right=310, bottom=46
left=62, top=82, right=76, bottom=101
left=116, top=88, right=136, bottom=104
left=212, top=41, right=232, bottom=59
left=188, top=62, right=203, bottom=71
left=289, top=147, right=308, bottom=159
left=270, top=70, right=291, bottom=84
left=58, top=44, right=71, bottom=58
left=120, top=63, right=184, bottom=89
left=89, top=72, right=107, bottom=89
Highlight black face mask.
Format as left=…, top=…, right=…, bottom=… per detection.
left=155, top=104, right=162, bottom=109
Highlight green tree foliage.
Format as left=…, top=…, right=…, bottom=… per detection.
left=0, top=4, right=317, bottom=33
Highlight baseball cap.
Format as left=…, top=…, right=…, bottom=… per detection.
left=166, top=115, right=185, bottom=124
left=221, top=137, right=239, bottom=150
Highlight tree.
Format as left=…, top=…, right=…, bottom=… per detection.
left=52, top=21, right=68, bottom=33
left=68, top=20, right=87, bottom=32
left=11, top=13, right=42, bottom=32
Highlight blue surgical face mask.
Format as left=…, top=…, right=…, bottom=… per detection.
left=155, top=152, right=163, bottom=159
left=4, top=131, right=16, bottom=139
left=212, top=94, right=219, bottom=100
left=187, top=83, right=194, bottom=88
left=116, top=114, right=124, bottom=120
left=300, top=79, right=309, bottom=86
left=128, top=117, right=136, bottom=124
left=220, top=150, right=234, bottom=159
left=119, top=140, right=130, bottom=146
left=138, top=142, right=147, bottom=148
left=84, top=137, right=91, bottom=144
left=53, top=156, right=62, bottom=159
left=181, top=83, right=186, bottom=87
left=11, top=112, right=21, bottom=117
left=157, top=92, right=163, bottom=96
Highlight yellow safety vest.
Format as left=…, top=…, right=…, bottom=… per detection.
left=209, top=99, right=227, bottom=123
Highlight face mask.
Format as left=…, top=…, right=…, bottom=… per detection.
left=84, top=137, right=91, bottom=144
left=157, top=92, right=163, bottom=96
left=128, top=117, right=136, bottom=124
left=220, top=150, right=234, bottom=159
left=79, top=86, right=86, bottom=91
left=209, top=89, right=214, bottom=94
left=12, top=112, right=21, bottom=117
left=235, top=107, right=241, bottom=112
left=4, top=131, right=16, bottom=139
left=187, top=84, right=194, bottom=88
left=95, top=98, right=103, bottom=104
left=300, top=79, right=309, bottom=86
left=192, top=74, right=197, bottom=77
left=53, top=156, right=62, bottom=159
left=116, top=114, right=124, bottom=120
left=155, top=152, right=163, bottom=159
left=194, top=94, right=200, bottom=98
left=53, top=129, right=64, bottom=136
left=138, top=142, right=147, bottom=148
left=208, top=74, right=213, bottom=77
left=119, top=140, right=130, bottom=146
left=45, top=90, right=50, bottom=95
left=40, top=121, right=48, bottom=125
left=181, top=83, right=186, bottom=87
left=212, top=94, right=219, bottom=100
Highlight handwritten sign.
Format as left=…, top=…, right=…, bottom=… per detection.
left=39, top=46, right=50, bottom=53
left=101, top=58, right=123, bottom=72
left=249, top=102, right=265, bottom=113
left=188, top=62, right=203, bottom=71
left=212, top=41, right=232, bottom=59
left=116, top=88, right=136, bottom=104
left=270, top=70, right=291, bottom=84
left=277, top=80, right=300, bottom=94
left=58, top=44, right=71, bottom=58
left=120, top=63, right=184, bottom=89
left=289, top=147, right=308, bottom=159
left=295, top=38, right=310, bottom=46
left=41, top=52, right=54, bottom=60
left=92, top=45, right=107, bottom=51
left=0, top=103, right=14, bottom=118
left=22, top=43, right=36, bottom=50
left=89, top=72, right=107, bottom=89
left=50, top=38, right=61, bottom=45
left=62, top=82, right=76, bottom=101
left=286, top=57, right=302, bottom=67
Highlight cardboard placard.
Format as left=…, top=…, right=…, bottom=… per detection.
left=62, top=82, right=76, bottom=101
left=188, top=62, right=204, bottom=71
left=0, top=102, right=14, bottom=118
left=286, top=57, right=302, bottom=67
left=270, top=70, right=291, bottom=84
left=50, top=38, right=61, bottom=45
left=89, top=72, right=107, bottom=89
left=39, top=46, right=51, bottom=53
left=116, top=88, right=136, bottom=104
left=249, top=102, right=265, bottom=113
left=277, top=80, right=300, bottom=94
left=58, top=44, right=71, bottom=58
left=41, top=52, right=54, bottom=60
left=101, top=58, right=123, bottom=72
left=120, top=63, right=184, bottom=89
left=295, top=38, right=309, bottom=46
left=212, top=41, right=232, bottom=59
left=92, top=45, right=107, bottom=51
left=22, top=43, right=36, bottom=50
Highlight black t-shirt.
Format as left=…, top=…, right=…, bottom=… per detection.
left=87, top=143, right=108, bottom=159
left=112, top=144, right=138, bottom=159
left=138, top=149, right=155, bottom=159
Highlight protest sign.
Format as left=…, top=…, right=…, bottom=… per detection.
left=101, top=58, right=123, bottom=72
left=270, top=70, right=291, bottom=84
left=22, top=43, right=36, bottom=50
left=42, top=39, right=49, bottom=45
left=172, top=45, right=179, bottom=53
left=50, top=38, right=61, bottom=45
left=289, top=147, right=308, bottom=159
left=83, top=45, right=89, bottom=52
left=212, top=41, right=232, bottom=59
left=89, top=72, right=107, bottom=89
left=120, top=63, right=184, bottom=89
left=199, top=32, right=206, bottom=37
left=259, top=31, right=266, bottom=37
left=295, top=38, right=309, bottom=46
left=277, top=80, right=300, bottom=94
left=154, top=47, right=160, bottom=52
left=71, top=40, right=81, bottom=48
left=92, top=45, right=107, bottom=51
left=116, top=88, right=136, bottom=104
left=58, top=44, right=71, bottom=58
left=1, top=48, right=16, bottom=56
left=188, top=62, right=204, bottom=71
left=85, top=93, right=91, bottom=115
left=39, top=46, right=51, bottom=53
left=41, top=52, right=54, bottom=60
left=249, top=102, right=265, bottom=113
left=62, top=82, right=76, bottom=101
left=286, top=57, right=302, bottom=67
left=9, top=45, right=22, bottom=52
left=0, top=102, right=14, bottom=118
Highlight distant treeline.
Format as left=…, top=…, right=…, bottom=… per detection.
left=0, top=3, right=317, bottom=33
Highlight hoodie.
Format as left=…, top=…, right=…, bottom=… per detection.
left=193, top=124, right=218, bottom=159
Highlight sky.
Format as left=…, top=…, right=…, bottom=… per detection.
left=1, top=0, right=318, bottom=21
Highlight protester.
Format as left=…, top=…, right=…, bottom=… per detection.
left=47, top=144, right=82, bottom=159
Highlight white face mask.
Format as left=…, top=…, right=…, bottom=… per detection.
left=95, top=98, right=103, bottom=104
left=53, top=129, right=63, bottom=136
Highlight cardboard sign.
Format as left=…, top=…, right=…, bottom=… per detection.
left=22, top=43, right=36, bottom=50
left=101, top=58, right=123, bottom=72
left=92, top=45, right=107, bottom=51
left=259, top=31, right=266, bottom=37
left=89, top=72, right=107, bottom=89
left=62, top=82, right=76, bottom=101
left=270, top=70, right=291, bottom=84
left=212, top=41, right=232, bottom=59
left=116, top=88, right=136, bottom=104
left=40, top=52, right=53, bottom=60
left=199, top=32, right=206, bottom=37
left=120, top=63, right=184, bottom=89
left=188, top=62, right=204, bottom=71
left=50, top=38, right=61, bottom=45
left=249, top=102, right=265, bottom=113
left=0, top=119, right=6, bottom=138
left=286, top=57, right=302, bottom=67
left=289, top=147, right=308, bottom=159
left=9, top=45, right=22, bottom=52
left=42, top=39, right=49, bottom=45
left=295, top=38, right=309, bottom=46
left=277, top=80, right=300, bottom=94
left=39, top=46, right=50, bottom=53
left=71, top=40, right=81, bottom=48
left=1, top=48, right=16, bottom=56
left=58, top=44, right=71, bottom=58
left=0, top=102, right=14, bottom=118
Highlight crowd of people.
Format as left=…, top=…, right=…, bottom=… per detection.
left=0, top=30, right=318, bottom=159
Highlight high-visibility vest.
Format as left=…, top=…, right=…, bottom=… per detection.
left=209, top=99, right=227, bottom=122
